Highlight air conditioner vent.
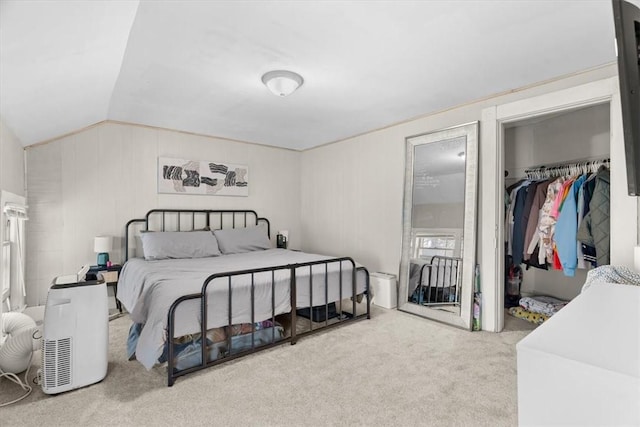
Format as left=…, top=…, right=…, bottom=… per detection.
left=42, top=337, right=72, bottom=389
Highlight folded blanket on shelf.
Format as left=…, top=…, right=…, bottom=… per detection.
left=581, top=265, right=640, bottom=293
left=519, top=295, right=568, bottom=317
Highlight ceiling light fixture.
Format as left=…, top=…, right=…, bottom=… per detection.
left=261, top=70, right=304, bottom=97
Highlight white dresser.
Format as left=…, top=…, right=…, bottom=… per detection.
left=517, top=282, right=640, bottom=426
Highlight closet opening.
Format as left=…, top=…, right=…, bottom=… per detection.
left=501, top=102, right=610, bottom=329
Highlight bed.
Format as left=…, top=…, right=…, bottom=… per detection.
left=408, top=255, right=462, bottom=306
left=118, top=209, right=370, bottom=386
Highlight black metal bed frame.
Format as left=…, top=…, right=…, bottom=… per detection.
left=124, top=209, right=370, bottom=386
left=414, top=255, right=462, bottom=306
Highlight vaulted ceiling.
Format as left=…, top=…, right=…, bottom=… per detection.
left=0, top=1, right=621, bottom=150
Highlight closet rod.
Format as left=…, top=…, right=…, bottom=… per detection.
left=525, top=157, right=609, bottom=180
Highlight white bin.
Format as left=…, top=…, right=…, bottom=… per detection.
left=370, top=272, right=397, bottom=309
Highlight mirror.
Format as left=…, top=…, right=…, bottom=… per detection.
left=398, top=122, right=478, bottom=329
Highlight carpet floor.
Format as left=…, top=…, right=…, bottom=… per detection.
left=1, top=306, right=533, bottom=426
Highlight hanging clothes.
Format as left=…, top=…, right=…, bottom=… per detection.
left=507, top=177, right=557, bottom=268
left=505, top=160, right=610, bottom=278
left=537, top=177, right=565, bottom=265
left=511, top=182, right=533, bottom=266
left=523, top=180, right=551, bottom=262
left=506, top=180, right=530, bottom=257
left=555, top=175, right=586, bottom=276
left=576, top=182, right=587, bottom=269
left=578, top=175, right=598, bottom=266
left=577, top=167, right=610, bottom=266
left=516, top=181, right=539, bottom=263
left=551, top=177, right=576, bottom=271
left=551, top=178, right=574, bottom=219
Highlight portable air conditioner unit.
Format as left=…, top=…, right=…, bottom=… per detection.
left=41, top=279, right=108, bottom=394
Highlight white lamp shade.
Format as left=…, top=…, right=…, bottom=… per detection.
left=262, top=70, right=303, bottom=97
left=94, top=236, right=112, bottom=253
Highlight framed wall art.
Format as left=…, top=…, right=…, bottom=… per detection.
left=158, top=157, right=249, bottom=196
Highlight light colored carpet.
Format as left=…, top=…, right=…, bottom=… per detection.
left=1, top=306, right=533, bottom=426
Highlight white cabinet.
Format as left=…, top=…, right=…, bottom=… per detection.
left=517, top=283, right=640, bottom=426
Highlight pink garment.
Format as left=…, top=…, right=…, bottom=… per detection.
left=537, top=177, right=565, bottom=264
left=550, top=179, right=573, bottom=219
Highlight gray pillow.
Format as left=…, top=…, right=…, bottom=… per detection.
left=140, top=231, right=221, bottom=260
left=213, top=224, right=271, bottom=254
left=135, top=236, right=145, bottom=258
left=135, top=227, right=212, bottom=259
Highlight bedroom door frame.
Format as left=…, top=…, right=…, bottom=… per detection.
left=480, top=76, right=635, bottom=332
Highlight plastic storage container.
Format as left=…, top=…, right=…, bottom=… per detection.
left=370, top=272, right=397, bottom=309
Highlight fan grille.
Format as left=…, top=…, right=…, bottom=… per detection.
left=42, top=337, right=72, bottom=389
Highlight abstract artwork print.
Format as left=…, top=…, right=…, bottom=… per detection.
left=158, top=157, right=249, bottom=196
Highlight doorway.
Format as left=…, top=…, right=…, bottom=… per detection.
left=479, top=76, right=636, bottom=332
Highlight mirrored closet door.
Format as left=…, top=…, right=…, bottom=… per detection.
left=398, top=122, right=478, bottom=329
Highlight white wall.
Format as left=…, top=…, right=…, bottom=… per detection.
left=300, top=64, right=634, bottom=329
left=0, top=118, right=25, bottom=197
left=504, top=103, right=610, bottom=180
left=25, top=122, right=301, bottom=306
left=300, top=130, right=405, bottom=271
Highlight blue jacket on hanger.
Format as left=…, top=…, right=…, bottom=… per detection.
left=555, top=174, right=587, bottom=276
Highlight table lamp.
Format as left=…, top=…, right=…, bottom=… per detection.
left=94, top=236, right=112, bottom=267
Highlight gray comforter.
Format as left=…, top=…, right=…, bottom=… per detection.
left=118, top=248, right=366, bottom=369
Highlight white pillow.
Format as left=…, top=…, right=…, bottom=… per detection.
left=213, top=224, right=271, bottom=254
left=140, top=231, right=221, bottom=260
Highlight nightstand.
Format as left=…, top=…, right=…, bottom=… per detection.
left=87, top=264, right=123, bottom=313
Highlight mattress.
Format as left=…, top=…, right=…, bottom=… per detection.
left=118, top=248, right=366, bottom=369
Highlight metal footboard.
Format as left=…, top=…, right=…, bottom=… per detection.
left=415, top=255, right=462, bottom=306
left=166, top=258, right=370, bottom=386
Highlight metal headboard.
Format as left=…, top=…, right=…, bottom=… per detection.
left=125, top=209, right=270, bottom=261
